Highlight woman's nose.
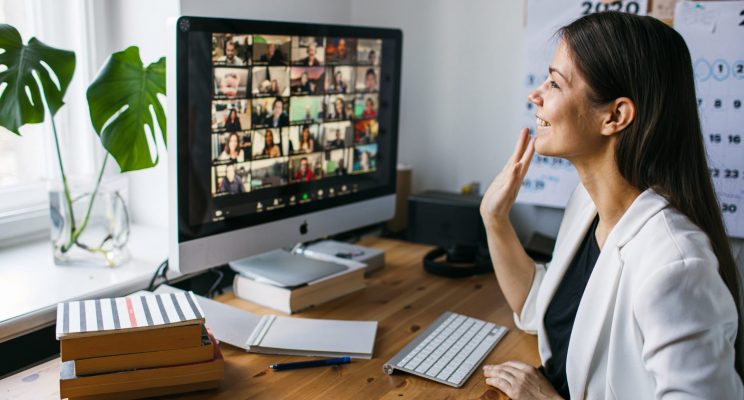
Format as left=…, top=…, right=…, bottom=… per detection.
left=527, top=87, right=543, bottom=108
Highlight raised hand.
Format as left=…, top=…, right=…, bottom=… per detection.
left=480, top=128, right=535, bottom=224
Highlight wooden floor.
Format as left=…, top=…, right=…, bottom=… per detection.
left=0, top=237, right=539, bottom=399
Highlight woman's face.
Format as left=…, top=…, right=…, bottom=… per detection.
left=302, top=128, right=310, bottom=140
left=527, top=41, right=605, bottom=161
left=228, top=134, right=239, bottom=152
left=229, top=110, right=237, bottom=121
left=335, top=98, right=343, bottom=113
left=265, top=131, right=274, bottom=146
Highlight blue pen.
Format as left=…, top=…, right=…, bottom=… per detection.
left=270, top=356, right=351, bottom=371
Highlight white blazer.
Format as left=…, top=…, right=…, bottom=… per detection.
left=515, top=184, right=743, bottom=399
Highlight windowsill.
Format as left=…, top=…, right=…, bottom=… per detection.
left=0, top=224, right=173, bottom=343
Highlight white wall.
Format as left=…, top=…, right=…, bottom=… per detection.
left=180, top=0, right=351, bottom=24
left=349, top=0, right=563, bottom=240
left=350, top=0, right=525, bottom=194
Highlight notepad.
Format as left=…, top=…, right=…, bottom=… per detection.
left=246, top=315, right=377, bottom=359
left=154, top=286, right=377, bottom=359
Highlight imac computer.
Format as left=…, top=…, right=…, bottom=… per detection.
left=167, top=17, right=403, bottom=274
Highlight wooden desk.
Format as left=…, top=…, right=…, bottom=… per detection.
left=0, top=238, right=539, bottom=399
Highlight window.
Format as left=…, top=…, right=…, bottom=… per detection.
left=0, top=0, right=101, bottom=244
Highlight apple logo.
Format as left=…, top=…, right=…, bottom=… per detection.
left=300, top=220, right=308, bottom=235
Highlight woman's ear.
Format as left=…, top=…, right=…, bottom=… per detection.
left=600, top=97, right=635, bottom=137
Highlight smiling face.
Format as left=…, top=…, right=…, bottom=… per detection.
left=527, top=41, right=606, bottom=162
left=228, top=133, right=239, bottom=153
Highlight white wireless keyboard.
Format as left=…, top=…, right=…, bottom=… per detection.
left=383, top=311, right=508, bottom=388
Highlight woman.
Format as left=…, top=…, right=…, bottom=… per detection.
left=269, top=79, right=280, bottom=96
left=332, top=97, right=347, bottom=120
left=261, top=129, right=281, bottom=158
left=299, top=125, right=316, bottom=153
left=480, top=13, right=742, bottom=399
left=217, top=132, right=244, bottom=162
left=362, top=97, right=377, bottom=118
left=333, top=70, right=347, bottom=93
left=224, top=109, right=241, bottom=132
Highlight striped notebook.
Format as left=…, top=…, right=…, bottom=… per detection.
left=56, top=291, right=205, bottom=339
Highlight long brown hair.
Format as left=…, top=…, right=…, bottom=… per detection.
left=560, top=12, right=743, bottom=378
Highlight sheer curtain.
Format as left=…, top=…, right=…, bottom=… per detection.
left=0, top=0, right=107, bottom=244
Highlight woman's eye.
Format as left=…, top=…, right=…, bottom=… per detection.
left=549, top=80, right=560, bottom=89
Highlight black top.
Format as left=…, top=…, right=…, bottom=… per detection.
left=542, top=215, right=601, bottom=399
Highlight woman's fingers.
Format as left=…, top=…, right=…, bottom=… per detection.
left=509, top=128, right=531, bottom=165
left=518, top=137, right=536, bottom=179
left=502, top=360, right=535, bottom=372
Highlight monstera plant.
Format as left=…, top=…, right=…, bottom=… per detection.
left=0, top=24, right=166, bottom=265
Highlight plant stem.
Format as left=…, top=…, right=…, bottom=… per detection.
left=50, top=114, right=77, bottom=253
left=69, top=153, right=109, bottom=247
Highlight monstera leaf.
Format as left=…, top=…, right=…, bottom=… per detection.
left=0, top=24, right=75, bottom=134
left=87, top=46, right=165, bottom=172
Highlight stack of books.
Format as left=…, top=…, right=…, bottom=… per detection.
left=56, top=291, right=224, bottom=400
left=233, top=254, right=367, bottom=314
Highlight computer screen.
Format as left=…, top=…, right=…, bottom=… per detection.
left=168, top=17, right=402, bottom=273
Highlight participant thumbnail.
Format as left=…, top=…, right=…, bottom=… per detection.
left=326, top=38, right=357, bottom=64
left=212, top=100, right=250, bottom=132
left=289, top=153, right=323, bottom=183
left=253, top=35, right=291, bottom=66
left=252, top=128, right=285, bottom=159
left=291, top=37, right=325, bottom=66
left=214, top=67, right=249, bottom=99
left=212, top=131, right=251, bottom=162
left=321, top=121, right=353, bottom=149
left=324, top=94, right=355, bottom=121
left=250, top=157, right=288, bottom=190
left=290, top=67, right=325, bottom=95
left=251, top=66, right=290, bottom=97
left=355, top=67, right=379, bottom=93
left=324, top=148, right=351, bottom=176
left=351, top=144, right=377, bottom=174
left=356, top=39, right=381, bottom=66
left=213, top=34, right=252, bottom=66
left=324, top=66, right=354, bottom=94
left=213, top=161, right=251, bottom=196
left=289, top=96, right=324, bottom=125
left=286, top=124, right=320, bottom=154
left=252, top=97, right=290, bottom=128
left=354, top=119, right=378, bottom=144
left=353, top=94, right=378, bottom=119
